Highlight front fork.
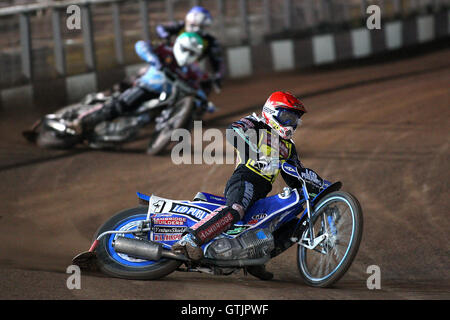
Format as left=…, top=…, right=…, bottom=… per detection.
left=290, top=184, right=328, bottom=251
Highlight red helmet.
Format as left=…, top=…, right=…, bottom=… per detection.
left=262, top=91, right=307, bottom=139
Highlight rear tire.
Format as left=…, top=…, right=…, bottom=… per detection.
left=36, top=128, right=80, bottom=149
left=146, top=97, right=193, bottom=155
left=94, top=207, right=182, bottom=280
left=297, top=191, right=363, bottom=288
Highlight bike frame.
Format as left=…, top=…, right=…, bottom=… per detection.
left=84, top=162, right=342, bottom=269
left=134, top=163, right=339, bottom=250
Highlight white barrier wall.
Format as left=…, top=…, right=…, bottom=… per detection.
left=226, top=46, right=252, bottom=78
left=1, top=13, right=449, bottom=107
left=351, top=28, right=372, bottom=58
left=385, top=21, right=403, bottom=50
left=312, top=34, right=336, bottom=65
left=417, top=15, right=435, bottom=42
left=270, top=40, right=295, bottom=71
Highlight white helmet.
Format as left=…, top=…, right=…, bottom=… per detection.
left=173, top=32, right=204, bottom=67
left=185, top=6, right=212, bottom=33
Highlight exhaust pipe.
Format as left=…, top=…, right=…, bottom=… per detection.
left=112, top=237, right=188, bottom=262
left=112, top=237, right=269, bottom=267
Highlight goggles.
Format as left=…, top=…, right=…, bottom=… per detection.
left=274, top=109, right=304, bottom=128
left=180, top=45, right=198, bottom=56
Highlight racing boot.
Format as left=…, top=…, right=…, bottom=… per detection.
left=66, top=99, right=120, bottom=135
left=171, top=233, right=204, bottom=261
left=172, top=206, right=241, bottom=261
left=247, top=265, right=274, bottom=281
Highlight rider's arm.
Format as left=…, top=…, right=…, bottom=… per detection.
left=156, top=21, right=184, bottom=39
left=283, top=145, right=325, bottom=194
left=134, top=41, right=162, bottom=69
left=202, top=34, right=225, bottom=86
left=226, top=116, right=260, bottom=161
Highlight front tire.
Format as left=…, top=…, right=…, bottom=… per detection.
left=297, top=191, right=363, bottom=288
left=94, top=207, right=182, bottom=280
left=146, top=97, right=193, bottom=155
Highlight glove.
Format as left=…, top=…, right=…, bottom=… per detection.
left=156, top=25, right=169, bottom=39
left=299, top=168, right=324, bottom=194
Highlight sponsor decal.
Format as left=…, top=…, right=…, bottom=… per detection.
left=262, top=106, right=276, bottom=115
left=153, top=226, right=186, bottom=233
left=170, top=204, right=209, bottom=220
left=269, top=120, right=280, bottom=131
left=152, top=217, right=187, bottom=226
left=153, top=234, right=182, bottom=241
left=152, top=199, right=167, bottom=213
left=248, top=213, right=267, bottom=225
left=301, top=169, right=321, bottom=185
left=226, top=226, right=249, bottom=235
left=284, top=164, right=297, bottom=174
left=197, top=212, right=234, bottom=242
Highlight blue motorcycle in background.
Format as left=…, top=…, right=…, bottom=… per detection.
left=73, top=163, right=363, bottom=288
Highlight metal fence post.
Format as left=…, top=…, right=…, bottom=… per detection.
left=112, top=1, right=124, bottom=64
left=19, top=12, right=32, bottom=80
left=51, top=8, right=66, bottom=76
left=263, top=0, right=271, bottom=33
left=379, top=0, right=385, bottom=12
left=140, top=0, right=150, bottom=42
left=216, top=0, right=226, bottom=38
left=360, top=0, right=368, bottom=19
left=284, top=0, right=293, bottom=30
left=303, top=0, right=316, bottom=28
left=392, top=0, right=401, bottom=15
left=166, top=0, right=174, bottom=22
left=81, top=4, right=96, bottom=71
left=239, top=0, right=250, bottom=43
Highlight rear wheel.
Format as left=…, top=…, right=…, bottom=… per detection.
left=297, top=191, right=363, bottom=287
left=146, top=97, right=193, bottom=155
left=94, top=207, right=181, bottom=280
left=36, top=127, right=80, bottom=149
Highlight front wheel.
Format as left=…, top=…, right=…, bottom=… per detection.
left=94, top=207, right=182, bottom=280
left=297, top=191, right=363, bottom=288
left=146, top=97, right=193, bottom=155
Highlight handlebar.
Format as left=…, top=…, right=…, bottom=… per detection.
left=161, top=67, right=208, bottom=102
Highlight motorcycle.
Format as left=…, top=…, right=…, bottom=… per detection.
left=73, top=162, right=363, bottom=288
left=22, top=67, right=217, bottom=155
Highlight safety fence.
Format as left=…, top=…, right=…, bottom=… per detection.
left=0, top=0, right=448, bottom=108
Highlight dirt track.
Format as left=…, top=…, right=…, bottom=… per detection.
left=0, top=48, right=449, bottom=300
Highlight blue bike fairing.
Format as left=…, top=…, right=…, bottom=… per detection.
left=241, top=188, right=304, bottom=227
left=192, top=192, right=226, bottom=205
left=137, top=192, right=151, bottom=202
left=138, top=68, right=173, bottom=93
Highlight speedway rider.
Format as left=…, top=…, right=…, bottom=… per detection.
left=68, top=32, right=207, bottom=135
left=172, top=91, right=326, bottom=280
left=156, top=6, right=224, bottom=90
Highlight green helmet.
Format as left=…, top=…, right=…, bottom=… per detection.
left=173, top=32, right=204, bottom=67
